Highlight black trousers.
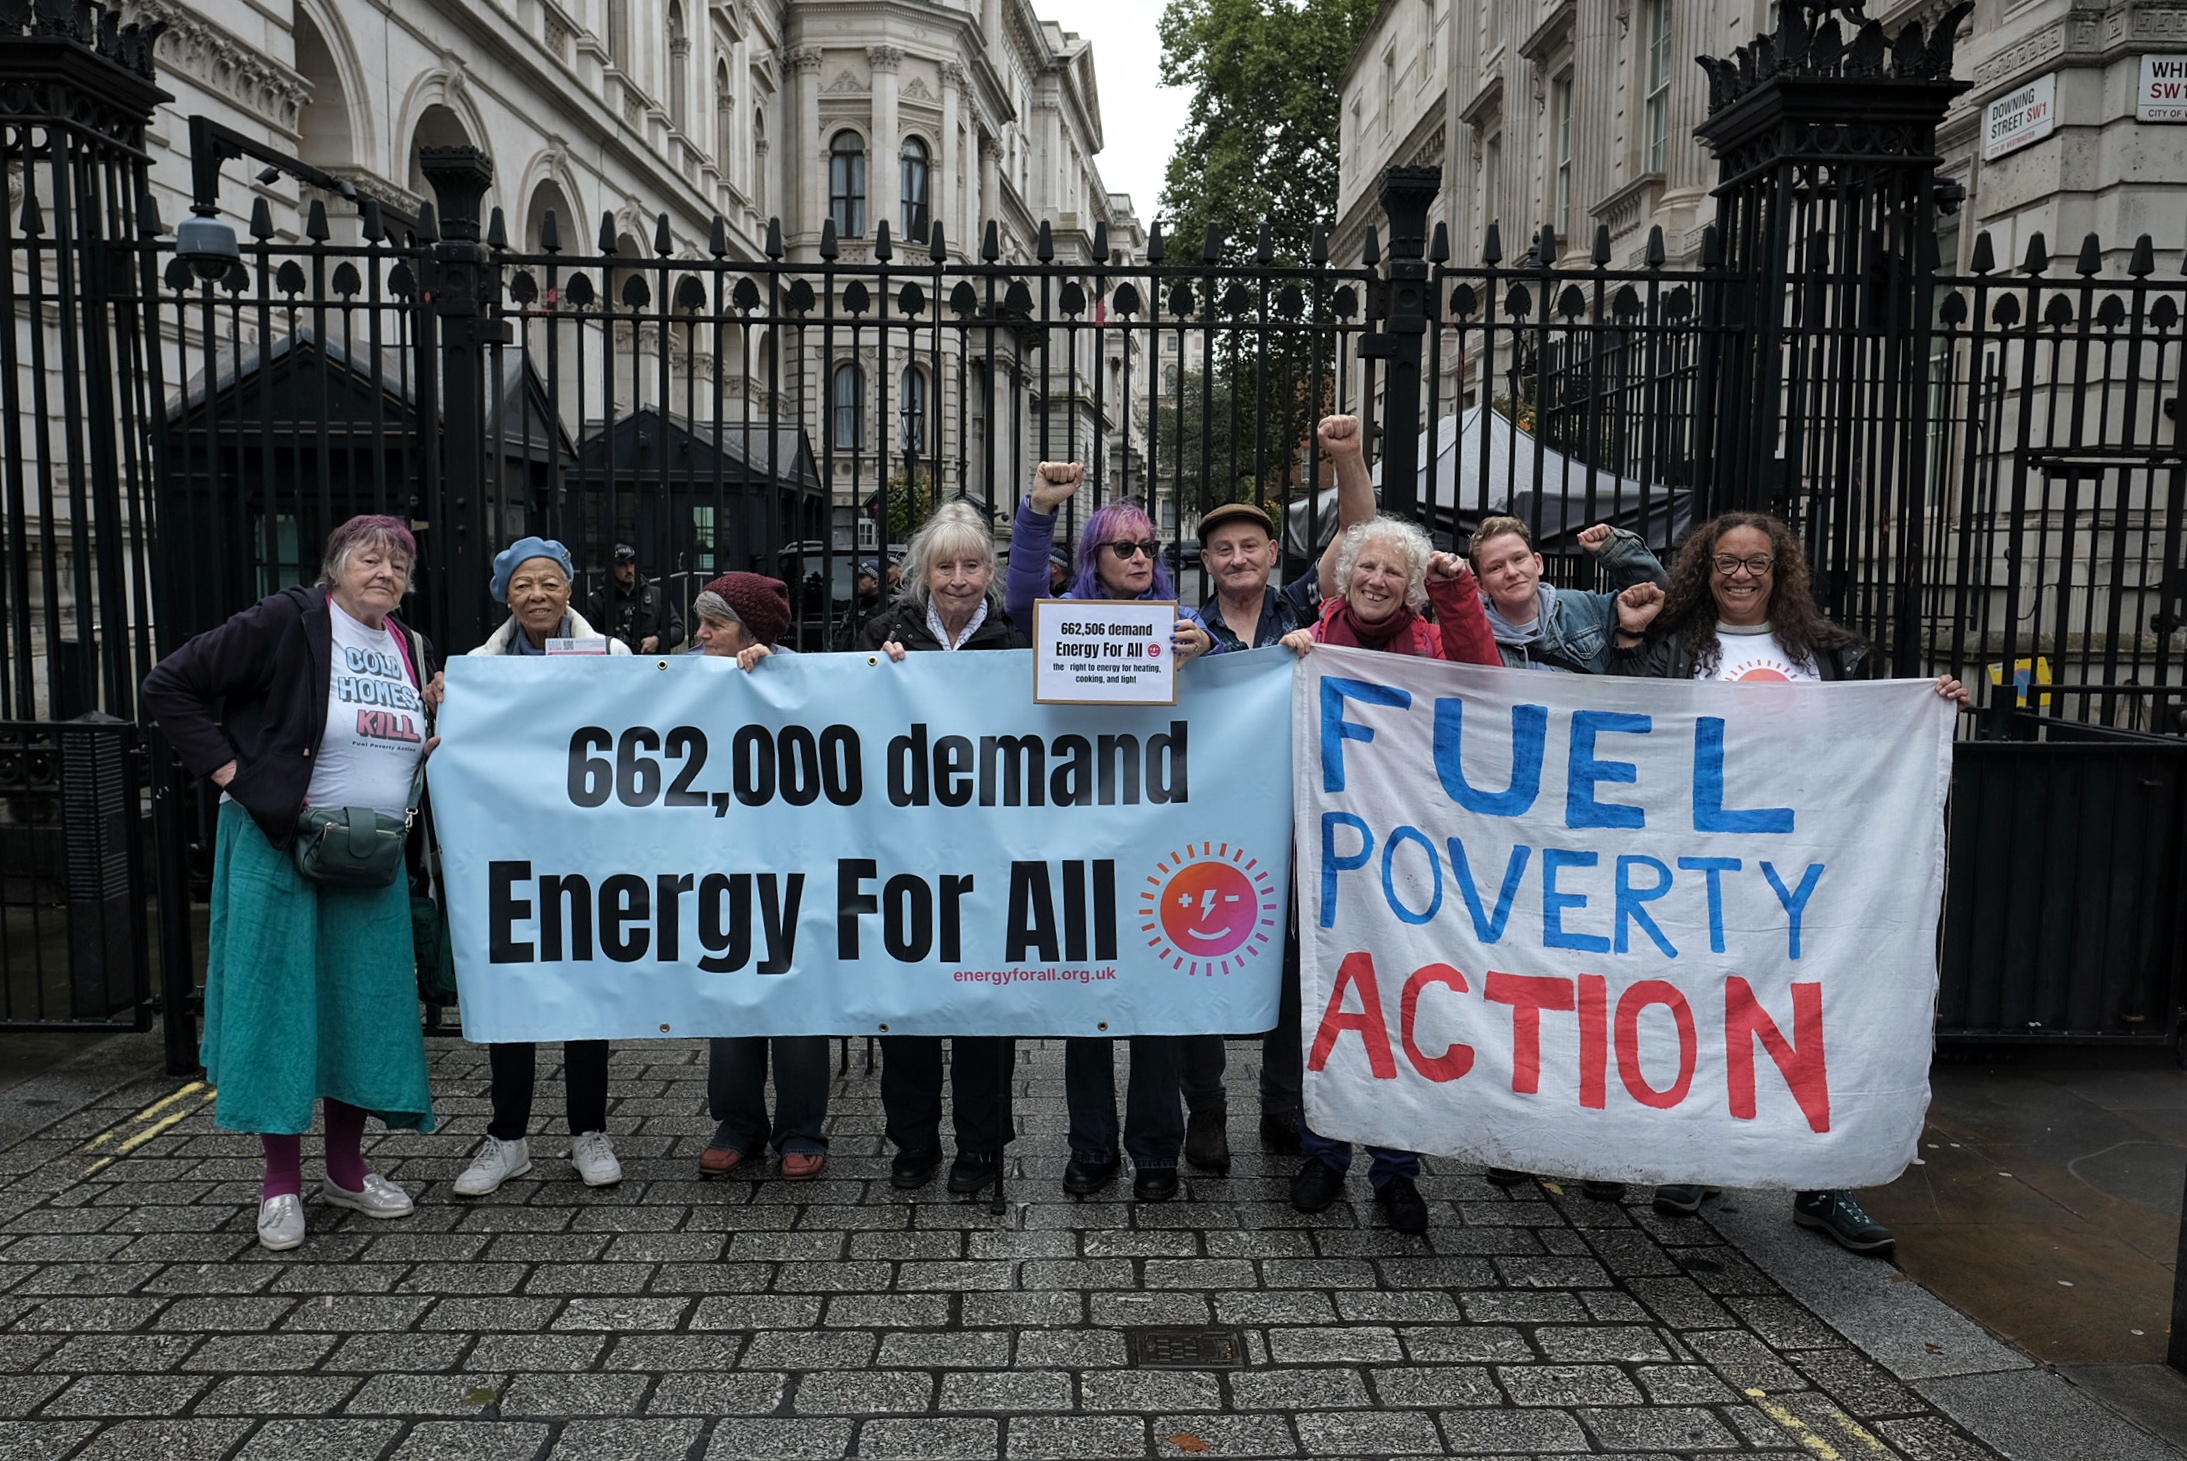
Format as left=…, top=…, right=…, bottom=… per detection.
left=880, top=1036, right=1016, bottom=1155
left=487, top=1041, right=610, bottom=1141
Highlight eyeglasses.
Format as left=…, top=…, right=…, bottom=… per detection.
left=1712, top=554, right=1775, bottom=577
left=1102, top=540, right=1159, bottom=561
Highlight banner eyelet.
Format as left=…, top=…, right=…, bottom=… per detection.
left=877, top=1022, right=890, bottom=1032
left=657, top=659, right=669, bottom=670
left=1097, top=1021, right=1109, bottom=1031
left=659, top=1023, right=671, bottom=1033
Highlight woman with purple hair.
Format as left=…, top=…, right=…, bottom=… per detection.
left=1004, top=462, right=1219, bottom=1203
left=142, top=515, right=442, bottom=1253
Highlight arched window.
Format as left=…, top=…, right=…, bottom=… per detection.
left=829, top=131, right=866, bottom=238
left=667, top=2, right=690, bottom=128
left=752, top=109, right=767, bottom=213
left=899, top=369, right=926, bottom=452
left=831, top=362, right=866, bottom=451
left=606, top=0, right=630, bottom=63
left=899, top=136, right=930, bottom=244
left=714, top=59, right=734, bottom=167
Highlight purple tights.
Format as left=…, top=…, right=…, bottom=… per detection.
left=259, top=1100, right=370, bottom=1199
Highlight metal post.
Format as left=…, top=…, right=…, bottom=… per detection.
left=2171, top=1160, right=2187, bottom=1373
left=1374, top=166, right=1440, bottom=522
left=420, top=146, right=500, bottom=653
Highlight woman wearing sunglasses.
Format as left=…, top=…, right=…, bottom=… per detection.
left=1004, top=462, right=1222, bottom=1203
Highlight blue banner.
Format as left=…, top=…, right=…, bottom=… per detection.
left=432, top=647, right=1295, bottom=1040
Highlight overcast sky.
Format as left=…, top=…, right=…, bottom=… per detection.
left=1036, top=0, right=1190, bottom=228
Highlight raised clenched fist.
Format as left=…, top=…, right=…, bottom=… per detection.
left=1029, top=462, right=1085, bottom=514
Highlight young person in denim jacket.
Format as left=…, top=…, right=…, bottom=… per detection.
left=1469, top=516, right=1668, bottom=676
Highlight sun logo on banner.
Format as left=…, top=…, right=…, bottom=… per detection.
left=1138, top=843, right=1279, bottom=976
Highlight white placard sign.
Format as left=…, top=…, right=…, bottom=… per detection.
left=2139, top=54, right=2187, bottom=122
left=545, top=637, right=612, bottom=655
left=1032, top=599, right=1178, bottom=706
left=1984, top=72, right=2056, bottom=159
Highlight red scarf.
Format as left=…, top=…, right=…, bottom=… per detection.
left=1317, top=595, right=1426, bottom=654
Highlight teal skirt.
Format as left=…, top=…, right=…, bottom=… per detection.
left=202, top=800, right=436, bottom=1134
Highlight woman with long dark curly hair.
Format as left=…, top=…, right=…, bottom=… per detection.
left=1613, top=511, right=1967, bottom=1256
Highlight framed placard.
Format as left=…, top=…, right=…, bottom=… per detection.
left=1033, top=599, right=1178, bottom=706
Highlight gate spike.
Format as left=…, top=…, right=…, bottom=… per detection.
left=654, top=212, right=673, bottom=256
left=415, top=202, right=439, bottom=245
left=249, top=197, right=274, bottom=240
left=1699, top=225, right=1722, bottom=268
left=1037, top=219, right=1053, bottom=262
left=486, top=206, right=509, bottom=251
left=819, top=217, right=838, bottom=260
left=1968, top=230, right=1993, bottom=274
left=930, top=220, right=948, bottom=263
left=1202, top=223, right=1220, bottom=264
left=1144, top=220, right=1163, bottom=264
left=982, top=219, right=1001, bottom=262
left=1310, top=223, right=1328, bottom=264
left=2129, top=234, right=2155, bottom=277
left=16, top=185, right=39, bottom=237
left=1537, top=224, right=1557, bottom=267
left=598, top=210, right=617, bottom=253
left=137, top=187, right=162, bottom=238
left=538, top=209, right=559, bottom=254
left=1429, top=222, right=1449, bottom=264
left=1645, top=225, right=1666, bottom=268
left=305, top=199, right=330, bottom=242
left=1593, top=224, right=1612, bottom=266
left=1257, top=221, right=1275, bottom=265
left=1090, top=220, right=1107, bottom=266
left=875, top=219, right=893, bottom=261
left=765, top=217, right=784, bottom=259
left=1362, top=225, right=1380, bottom=267
left=1482, top=221, right=1501, bottom=265
left=2074, top=232, right=2102, bottom=276
left=361, top=198, right=386, bottom=245
left=709, top=215, right=728, bottom=258
left=2021, top=231, right=2047, bottom=274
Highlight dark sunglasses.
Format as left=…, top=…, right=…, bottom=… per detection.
left=1101, top=540, right=1159, bottom=561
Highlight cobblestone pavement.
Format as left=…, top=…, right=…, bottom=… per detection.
left=0, top=1036, right=2032, bottom=1459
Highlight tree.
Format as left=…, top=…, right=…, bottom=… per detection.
left=1156, top=0, right=1384, bottom=266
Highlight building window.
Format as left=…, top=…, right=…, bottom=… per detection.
left=607, top=0, right=630, bottom=64
left=829, top=131, right=867, bottom=237
left=1422, top=0, right=1436, bottom=73
left=667, top=1, right=689, bottom=128
left=900, top=136, right=930, bottom=243
left=1554, top=76, right=1573, bottom=235
left=832, top=361, right=865, bottom=450
left=900, top=369, right=926, bottom=451
left=1382, top=52, right=1396, bottom=135
left=715, top=60, right=734, bottom=165
left=1645, top=0, right=1672, bottom=175
left=1163, top=363, right=1178, bottom=394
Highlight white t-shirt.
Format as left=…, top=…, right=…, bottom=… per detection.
left=1704, top=626, right=1820, bottom=683
left=306, top=600, right=425, bottom=815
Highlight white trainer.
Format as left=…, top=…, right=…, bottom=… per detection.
left=257, top=1194, right=305, bottom=1251
left=570, top=1130, right=623, bottom=1187
left=453, top=1136, right=532, bottom=1197
left=321, top=1172, right=415, bottom=1219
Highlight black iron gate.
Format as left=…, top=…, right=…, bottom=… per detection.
left=1, top=1, right=2184, bottom=1070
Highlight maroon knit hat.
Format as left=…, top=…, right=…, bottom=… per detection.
left=704, top=572, right=793, bottom=646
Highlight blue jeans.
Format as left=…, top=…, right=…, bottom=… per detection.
left=707, top=1036, right=830, bottom=1155
left=1299, top=1121, right=1419, bottom=1191
left=1065, top=1035, right=1183, bottom=1170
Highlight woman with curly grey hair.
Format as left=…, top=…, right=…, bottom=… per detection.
left=1279, top=513, right=1498, bottom=1234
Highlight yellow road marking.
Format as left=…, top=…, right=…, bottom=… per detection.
left=81, top=1081, right=206, bottom=1150
left=1749, top=1393, right=1845, bottom=1461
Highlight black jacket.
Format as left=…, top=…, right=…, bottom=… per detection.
left=589, top=575, right=685, bottom=653
left=855, top=600, right=1026, bottom=653
left=140, top=586, right=435, bottom=850
left=1609, top=630, right=1871, bottom=682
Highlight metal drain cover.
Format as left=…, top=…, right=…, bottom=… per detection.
left=1128, top=1325, right=1248, bottom=1368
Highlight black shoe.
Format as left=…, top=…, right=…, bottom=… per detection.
left=1581, top=1180, right=1627, bottom=1203
left=890, top=1149, right=938, bottom=1189
left=1062, top=1156, right=1120, bottom=1195
left=1375, top=1175, right=1430, bottom=1234
left=1653, top=1183, right=1717, bottom=1217
left=1133, top=1167, right=1180, bottom=1202
left=1258, top=1110, right=1301, bottom=1155
left=1485, top=1167, right=1531, bottom=1188
left=1184, top=1110, right=1231, bottom=1173
left=1290, top=1159, right=1346, bottom=1213
left=1793, top=1189, right=1895, bottom=1254
left=946, top=1150, right=998, bottom=1195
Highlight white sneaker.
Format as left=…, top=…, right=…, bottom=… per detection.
left=257, top=1194, right=305, bottom=1251
left=570, top=1130, right=622, bottom=1187
left=453, top=1136, right=532, bottom=1197
left=321, top=1171, right=415, bottom=1219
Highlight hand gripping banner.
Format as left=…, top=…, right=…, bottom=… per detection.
left=433, top=647, right=1293, bottom=1041
left=1293, top=647, right=1954, bottom=1190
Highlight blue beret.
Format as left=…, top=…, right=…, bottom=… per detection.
left=491, top=536, right=574, bottom=604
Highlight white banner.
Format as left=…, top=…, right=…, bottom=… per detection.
left=1293, top=648, right=1953, bottom=1190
